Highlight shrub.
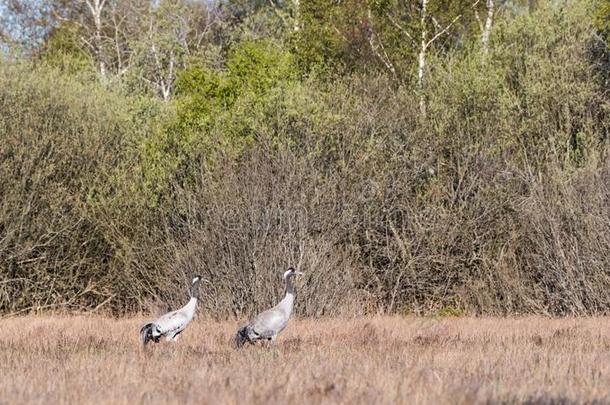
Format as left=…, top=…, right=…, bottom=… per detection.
left=140, top=40, right=298, bottom=201
left=0, top=61, right=171, bottom=313
left=1, top=0, right=609, bottom=317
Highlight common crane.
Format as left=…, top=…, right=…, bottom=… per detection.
left=235, top=267, right=304, bottom=348
left=140, top=276, right=204, bottom=346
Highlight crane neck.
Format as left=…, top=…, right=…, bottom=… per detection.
left=279, top=284, right=295, bottom=315
left=187, top=296, right=198, bottom=307
left=190, top=281, right=201, bottom=299
left=284, top=275, right=295, bottom=296
left=183, top=296, right=198, bottom=319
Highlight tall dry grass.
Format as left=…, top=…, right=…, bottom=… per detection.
left=1, top=315, right=610, bottom=404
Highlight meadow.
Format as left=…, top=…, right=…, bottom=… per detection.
left=1, top=315, right=610, bottom=404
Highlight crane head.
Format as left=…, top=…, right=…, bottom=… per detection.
left=283, top=267, right=304, bottom=279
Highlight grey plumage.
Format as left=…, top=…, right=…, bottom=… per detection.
left=235, top=267, right=304, bottom=348
left=140, top=276, right=204, bottom=346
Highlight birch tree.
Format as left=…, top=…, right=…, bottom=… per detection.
left=367, top=6, right=397, bottom=77
left=135, top=1, right=222, bottom=100
left=84, top=0, right=106, bottom=77
left=140, top=3, right=185, bottom=101
left=416, top=0, right=463, bottom=116
left=481, top=0, right=494, bottom=53
left=369, top=0, right=481, bottom=117
left=29, top=0, right=222, bottom=98
left=475, top=0, right=495, bottom=54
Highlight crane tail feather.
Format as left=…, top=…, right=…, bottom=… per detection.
left=140, top=323, right=155, bottom=346
left=235, top=325, right=254, bottom=348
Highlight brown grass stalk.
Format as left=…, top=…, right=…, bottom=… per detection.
left=1, top=315, right=610, bottom=404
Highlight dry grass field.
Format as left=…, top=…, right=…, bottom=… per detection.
left=1, top=316, right=610, bottom=405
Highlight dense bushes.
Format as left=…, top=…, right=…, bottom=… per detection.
left=1, top=1, right=609, bottom=316
left=140, top=40, right=298, bottom=199
left=0, top=62, right=178, bottom=313
left=0, top=63, right=132, bottom=311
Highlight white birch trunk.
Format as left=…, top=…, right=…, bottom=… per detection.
left=481, top=0, right=494, bottom=54
left=86, top=0, right=107, bottom=78
left=418, top=0, right=428, bottom=117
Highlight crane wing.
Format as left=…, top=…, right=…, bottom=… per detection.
left=154, top=310, right=188, bottom=335
left=251, top=308, right=286, bottom=338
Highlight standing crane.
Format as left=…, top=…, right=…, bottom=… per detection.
left=235, top=267, right=304, bottom=348
left=140, top=276, right=204, bottom=346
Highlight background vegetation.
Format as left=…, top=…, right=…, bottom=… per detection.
left=0, top=0, right=609, bottom=317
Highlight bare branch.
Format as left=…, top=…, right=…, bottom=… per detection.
left=474, top=10, right=484, bottom=33
left=431, top=16, right=442, bottom=31
left=367, top=8, right=396, bottom=75
left=385, top=12, right=416, bottom=44
left=425, top=14, right=462, bottom=48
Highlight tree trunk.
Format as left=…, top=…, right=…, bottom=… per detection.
left=86, top=0, right=107, bottom=79
left=481, top=0, right=494, bottom=54
left=418, top=0, right=428, bottom=117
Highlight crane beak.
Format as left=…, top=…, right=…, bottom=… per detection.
left=296, top=271, right=304, bottom=276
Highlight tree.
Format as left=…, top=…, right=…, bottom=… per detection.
left=473, top=0, right=495, bottom=54
left=84, top=0, right=107, bottom=77
left=4, top=0, right=224, bottom=99
left=295, top=0, right=383, bottom=73
left=0, top=0, right=61, bottom=52
left=481, top=0, right=494, bottom=54
left=369, top=0, right=484, bottom=115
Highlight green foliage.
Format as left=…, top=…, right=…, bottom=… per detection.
left=173, top=39, right=297, bottom=129
left=228, top=40, right=297, bottom=93
left=0, top=60, right=169, bottom=312
left=295, top=0, right=490, bottom=78
left=294, top=0, right=348, bottom=71
left=294, top=0, right=392, bottom=74
left=594, top=0, right=610, bottom=46
left=436, top=306, right=466, bottom=318
left=38, top=22, right=93, bottom=75
left=1, top=0, right=610, bottom=316
left=140, top=40, right=298, bottom=200
left=490, top=2, right=601, bottom=166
